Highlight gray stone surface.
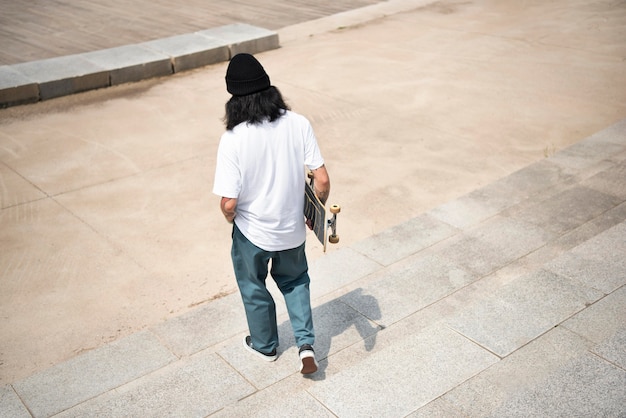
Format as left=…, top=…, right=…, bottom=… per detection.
left=308, top=324, right=499, bottom=417
left=143, top=33, right=230, bottom=73
left=582, top=117, right=626, bottom=146
left=446, top=269, right=603, bottom=357
left=408, top=398, right=466, bottom=418
left=436, top=215, right=555, bottom=277
left=546, top=222, right=626, bottom=294
left=56, top=350, right=255, bottom=417
left=549, top=130, right=626, bottom=171
left=443, top=326, right=626, bottom=417
left=430, top=159, right=575, bottom=229
left=13, top=330, right=177, bottom=417
left=429, top=188, right=516, bottom=230
left=312, top=294, right=383, bottom=358
left=150, top=292, right=247, bottom=357
left=83, top=45, right=173, bottom=85
left=341, top=253, right=476, bottom=326
left=562, top=285, right=626, bottom=344
left=545, top=202, right=626, bottom=259
left=487, top=353, right=626, bottom=417
left=0, top=386, right=30, bottom=418
left=198, top=23, right=279, bottom=56
left=509, top=186, right=622, bottom=236
left=212, top=374, right=334, bottom=417
left=441, top=326, right=585, bottom=415
left=0, top=66, right=38, bottom=107
left=10, top=55, right=104, bottom=84
left=351, top=213, right=458, bottom=265
left=11, top=55, right=109, bottom=100
left=307, top=247, right=382, bottom=299
left=582, top=160, right=626, bottom=200
left=593, top=328, right=626, bottom=370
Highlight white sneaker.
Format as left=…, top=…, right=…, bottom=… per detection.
left=243, top=336, right=277, bottom=362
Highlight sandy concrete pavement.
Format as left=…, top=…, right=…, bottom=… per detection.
left=1, top=0, right=625, bottom=385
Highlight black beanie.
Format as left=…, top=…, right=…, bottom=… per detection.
left=225, top=53, right=271, bottom=96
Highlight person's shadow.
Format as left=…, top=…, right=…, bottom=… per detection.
left=276, top=287, right=383, bottom=380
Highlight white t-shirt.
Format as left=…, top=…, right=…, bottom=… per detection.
left=213, top=110, right=324, bottom=251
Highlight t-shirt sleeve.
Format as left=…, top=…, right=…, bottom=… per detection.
left=212, top=133, right=241, bottom=198
left=303, top=119, right=325, bottom=170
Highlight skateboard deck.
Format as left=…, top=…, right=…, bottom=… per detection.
left=304, top=172, right=340, bottom=252
left=304, top=180, right=327, bottom=249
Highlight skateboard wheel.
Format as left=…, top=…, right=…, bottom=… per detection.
left=329, top=234, right=340, bottom=244
left=330, top=204, right=341, bottom=214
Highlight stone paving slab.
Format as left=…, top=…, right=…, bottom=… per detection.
left=594, top=329, right=626, bottom=371
left=10, top=55, right=110, bottom=101
left=340, top=252, right=476, bottom=327
left=82, top=45, right=173, bottom=86
left=211, top=373, right=334, bottom=417
left=436, top=216, right=556, bottom=277
left=12, top=331, right=177, bottom=417
left=307, top=247, right=383, bottom=300
left=509, top=186, right=622, bottom=236
left=440, top=326, right=626, bottom=417
left=581, top=160, right=626, bottom=199
left=150, top=292, right=247, bottom=357
left=55, top=350, right=256, bottom=418
left=490, top=353, right=625, bottom=417
left=351, top=213, right=458, bottom=266
left=0, top=386, right=30, bottom=418
left=142, top=33, right=230, bottom=73
left=0, top=66, right=39, bottom=107
left=549, top=121, right=626, bottom=171
left=546, top=221, right=626, bottom=294
left=564, top=285, right=626, bottom=372
left=308, top=323, right=500, bottom=417
left=446, top=269, right=604, bottom=357
left=407, top=398, right=465, bottom=418
left=429, top=159, right=575, bottom=230
left=562, top=285, right=626, bottom=347
left=197, top=23, right=280, bottom=57
left=311, top=291, right=383, bottom=358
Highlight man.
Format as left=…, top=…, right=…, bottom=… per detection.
left=213, top=53, right=330, bottom=375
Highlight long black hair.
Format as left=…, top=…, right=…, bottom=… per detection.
left=223, top=86, right=291, bottom=130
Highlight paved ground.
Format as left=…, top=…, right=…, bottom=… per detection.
left=1, top=0, right=625, bottom=416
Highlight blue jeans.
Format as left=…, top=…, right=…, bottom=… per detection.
left=231, top=224, right=314, bottom=353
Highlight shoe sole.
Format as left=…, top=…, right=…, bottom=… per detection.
left=300, top=351, right=318, bottom=374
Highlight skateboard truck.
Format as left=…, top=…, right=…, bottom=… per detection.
left=328, top=205, right=340, bottom=244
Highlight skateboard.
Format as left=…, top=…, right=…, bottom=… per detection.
left=304, top=172, right=340, bottom=252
